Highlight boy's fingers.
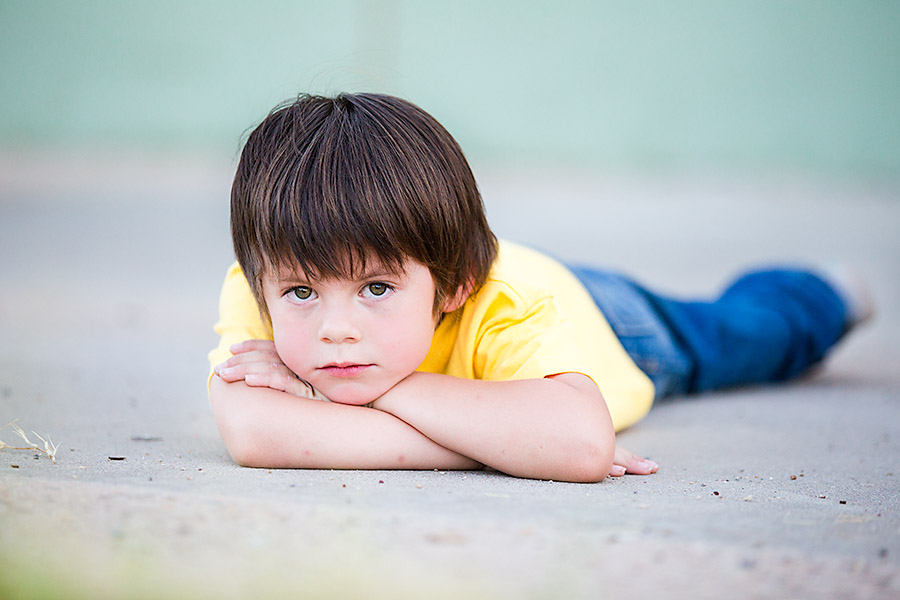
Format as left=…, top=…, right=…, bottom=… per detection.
left=217, top=348, right=280, bottom=371
left=612, top=445, right=659, bottom=476
left=215, top=366, right=250, bottom=382
left=215, top=357, right=287, bottom=380
left=608, top=459, right=657, bottom=477
left=612, top=446, right=636, bottom=466
left=216, top=372, right=241, bottom=383
left=608, top=465, right=627, bottom=477
left=230, top=339, right=277, bottom=354
left=626, top=459, right=658, bottom=475
left=215, top=343, right=322, bottom=399
left=245, top=371, right=320, bottom=399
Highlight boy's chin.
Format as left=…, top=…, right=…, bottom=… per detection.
left=328, top=395, right=379, bottom=407
left=319, top=384, right=388, bottom=407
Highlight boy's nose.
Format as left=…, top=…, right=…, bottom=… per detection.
left=318, top=306, right=361, bottom=344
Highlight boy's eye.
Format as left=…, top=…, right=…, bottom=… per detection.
left=289, top=286, right=315, bottom=301
left=364, top=282, right=390, bottom=297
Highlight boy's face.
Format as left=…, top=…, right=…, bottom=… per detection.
left=261, top=256, right=445, bottom=405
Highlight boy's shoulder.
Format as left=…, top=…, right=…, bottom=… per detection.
left=466, top=239, right=609, bottom=343
left=444, top=239, right=595, bottom=341
left=481, top=240, right=582, bottom=306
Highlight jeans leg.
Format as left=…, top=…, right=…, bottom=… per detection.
left=642, top=269, right=848, bottom=393
left=569, top=265, right=849, bottom=399
left=567, top=266, right=694, bottom=400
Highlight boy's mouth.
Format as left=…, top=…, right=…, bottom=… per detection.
left=318, top=363, right=374, bottom=378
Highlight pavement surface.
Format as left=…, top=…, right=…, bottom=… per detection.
left=1, top=152, right=898, bottom=599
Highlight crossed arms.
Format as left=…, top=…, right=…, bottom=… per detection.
left=210, top=340, right=657, bottom=482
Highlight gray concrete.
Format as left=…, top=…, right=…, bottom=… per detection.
left=1, top=153, right=898, bottom=599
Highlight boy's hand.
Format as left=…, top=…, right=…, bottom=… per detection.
left=214, top=339, right=325, bottom=401
left=608, top=446, right=658, bottom=477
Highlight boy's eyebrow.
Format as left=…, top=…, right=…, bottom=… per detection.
left=270, top=264, right=309, bottom=283
left=276, top=273, right=308, bottom=284
left=273, top=261, right=407, bottom=284
left=357, top=263, right=406, bottom=280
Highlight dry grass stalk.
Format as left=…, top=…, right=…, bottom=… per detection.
left=0, top=419, right=60, bottom=464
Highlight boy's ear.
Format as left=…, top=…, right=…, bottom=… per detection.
left=441, top=282, right=472, bottom=314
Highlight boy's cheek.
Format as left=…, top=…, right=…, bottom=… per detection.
left=282, top=354, right=309, bottom=380
left=271, top=338, right=309, bottom=378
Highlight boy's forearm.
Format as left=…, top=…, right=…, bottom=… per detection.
left=209, top=376, right=481, bottom=471
left=373, top=372, right=615, bottom=482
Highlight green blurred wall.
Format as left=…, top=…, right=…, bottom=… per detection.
left=2, top=0, right=898, bottom=175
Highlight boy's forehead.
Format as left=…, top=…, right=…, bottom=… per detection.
left=268, top=253, right=409, bottom=282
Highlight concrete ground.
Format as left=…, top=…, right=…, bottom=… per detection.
left=1, top=152, right=898, bottom=599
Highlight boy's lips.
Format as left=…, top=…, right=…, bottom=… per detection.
left=317, top=363, right=374, bottom=378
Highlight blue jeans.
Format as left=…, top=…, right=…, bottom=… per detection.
left=566, top=265, right=848, bottom=400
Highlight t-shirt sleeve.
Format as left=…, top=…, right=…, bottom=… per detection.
left=207, top=263, right=272, bottom=385
left=471, top=289, right=597, bottom=384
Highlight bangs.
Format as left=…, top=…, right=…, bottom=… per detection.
left=263, top=136, right=411, bottom=281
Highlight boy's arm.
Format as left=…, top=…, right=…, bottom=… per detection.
left=209, top=376, right=481, bottom=471
left=372, top=371, right=616, bottom=483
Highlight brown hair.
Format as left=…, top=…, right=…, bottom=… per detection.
left=230, top=92, right=497, bottom=316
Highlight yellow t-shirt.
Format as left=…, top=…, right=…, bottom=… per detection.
left=208, top=241, right=654, bottom=431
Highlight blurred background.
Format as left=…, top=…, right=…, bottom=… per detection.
left=2, top=0, right=898, bottom=175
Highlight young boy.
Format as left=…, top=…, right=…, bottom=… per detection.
left=209, top=93, right=870, bottom=483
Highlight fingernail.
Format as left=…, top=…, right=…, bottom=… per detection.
left=611, top=465, right=626, bottom=476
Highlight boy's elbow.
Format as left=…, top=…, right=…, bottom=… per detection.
left=566, top=399, right=616, bottom=483
left=567, top=433, right=615, bottom=483
left=221, top=430, right=266, bottom=468
left=215, top=412, right=265, bottom=468
left=531, top=421, right=613, bottom=483
left=562, top=407, right=616, bottom=483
